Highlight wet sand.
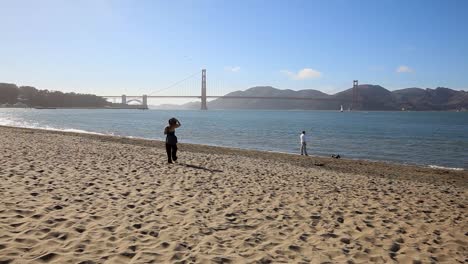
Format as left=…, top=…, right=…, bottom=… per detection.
left=0, top=126, right=466, bottom=263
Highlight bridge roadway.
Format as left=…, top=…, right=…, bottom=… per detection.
left=102, top=95, right=352, bottom=102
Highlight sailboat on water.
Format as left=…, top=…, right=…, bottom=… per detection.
left=340, top=105, right=343, bottom=112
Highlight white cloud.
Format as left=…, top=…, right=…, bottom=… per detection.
left=281, top=68, right=322, bottom=80
left=396, top=65, right=414, bottom=73
left=225, top=66, right=241, bottom=72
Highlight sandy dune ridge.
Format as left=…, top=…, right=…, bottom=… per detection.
left=0, top=126, right=466, bottom=263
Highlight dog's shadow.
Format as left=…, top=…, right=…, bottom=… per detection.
left=178, top=163, right=223, bottom=173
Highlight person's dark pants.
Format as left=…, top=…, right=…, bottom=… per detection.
left=301, top=142, right=308, bottom=156
left=166, top=143, right=178, bottom=163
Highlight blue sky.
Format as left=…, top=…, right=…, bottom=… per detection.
left=1, top=0, right=467, bottom=100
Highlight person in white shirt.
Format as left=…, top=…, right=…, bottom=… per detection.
left=300, top=131, right=308, bottom=156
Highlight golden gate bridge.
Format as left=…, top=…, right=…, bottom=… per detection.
left=102, top=69, right=359, bottom=110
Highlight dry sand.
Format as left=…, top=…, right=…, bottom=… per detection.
left=0, top=126, right=466, bottom=263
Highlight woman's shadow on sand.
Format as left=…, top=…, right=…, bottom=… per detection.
left=178, top=163, right=223, bottom=173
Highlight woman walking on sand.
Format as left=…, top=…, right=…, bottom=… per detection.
left=164, top=117, right=181, bottom=164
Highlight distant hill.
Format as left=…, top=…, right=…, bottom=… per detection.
left=392, top=87, right=468, bottom=110
left=206, top=86, right=332, bottom=110
left=4, top=81, right=465, bottom=111
left=0, top=83, right=111, bottom=108
left=333, top=85, right=397, bottom=110
left=179, top=85, right=467, bottom=111
left=148, top=104, right=184, bottom=110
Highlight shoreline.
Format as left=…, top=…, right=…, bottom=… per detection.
left=0, top=124, right=466, bottom=172
left=1, top=125, right=466, bottom=186
left=0, top=107, right=148, bottom=110
left=1, top=106, right=468, bottom=111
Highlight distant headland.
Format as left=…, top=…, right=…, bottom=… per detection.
left=172, top=85, right=468, bottom=111
left=0, top=83, right=146, bottom=109
left=1, top=82, right=467, bottom=111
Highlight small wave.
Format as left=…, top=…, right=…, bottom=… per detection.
left=0, top=116, right=108, bottom=136
left=428, top=165, right=464, bottom=171
left=0, top=116, right=22, bottom=127
left=44, top=127, right=107, bottom=136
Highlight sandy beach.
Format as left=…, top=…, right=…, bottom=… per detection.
left=0, top=125, right=466, bottom=263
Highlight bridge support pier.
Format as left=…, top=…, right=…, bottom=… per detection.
left=201, top=69, right=207, bottom=110
left=142, top=95, right=147, bottom=108
left=121, top=94, right=127, bottom=105
left=352, top=80, right=358, bottom=110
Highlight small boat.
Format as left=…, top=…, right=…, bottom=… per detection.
left=340, top=105, right=343, bottom=112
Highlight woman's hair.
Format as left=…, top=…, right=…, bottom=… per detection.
left=168, top=118, right=178, bottom=125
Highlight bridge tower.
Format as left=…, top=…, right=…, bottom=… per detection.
left=142, top=95, right=148, bottom=108
left=201, top=69, right=207, bottom=110
left=352, top=80, right=358, bottom=110
left=121, top=94, right=127, bottom=105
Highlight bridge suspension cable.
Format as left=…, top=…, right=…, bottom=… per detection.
left=148, top=70, right=200, bottom=96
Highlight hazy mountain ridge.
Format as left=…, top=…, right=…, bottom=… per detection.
left=3, top=81, right=465, bottom=110
left=179, top=85, right=467, bottom=111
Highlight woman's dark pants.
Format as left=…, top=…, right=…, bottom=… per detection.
left=166, top=143, right=178, bottom=163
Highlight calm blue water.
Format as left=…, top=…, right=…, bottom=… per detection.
left=1, top=109, right=467, bottom=169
